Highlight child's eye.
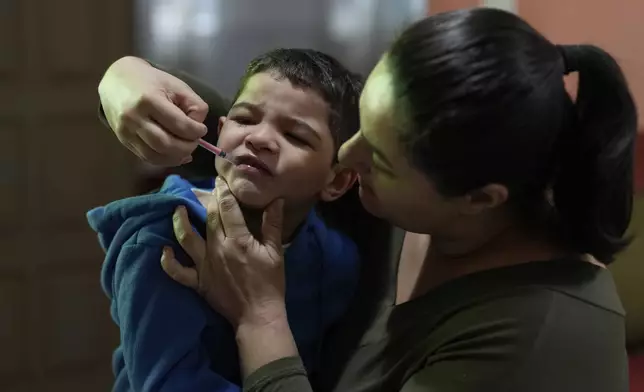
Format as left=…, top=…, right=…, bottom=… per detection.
left=286, top=133, right=309, bottom=146
left=231, top=116, right=256, bottom=126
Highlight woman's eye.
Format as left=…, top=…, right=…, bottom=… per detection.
left=371, top=157, right=393, bottom=175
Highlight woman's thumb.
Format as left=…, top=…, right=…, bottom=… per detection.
left=262, top=199, right=284, bottom=249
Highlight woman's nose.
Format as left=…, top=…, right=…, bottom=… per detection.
left=339, top=132, right=370, bottom=173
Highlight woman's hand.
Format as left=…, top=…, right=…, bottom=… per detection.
left=98, top=56, right=208, bottom=166
left=161, top=177, right=287, bottom=327
left=161, top=178, right=300, bottom=377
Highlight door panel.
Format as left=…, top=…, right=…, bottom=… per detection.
left=0, top=0, right=135, bottom=390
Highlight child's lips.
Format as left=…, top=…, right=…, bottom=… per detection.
left=236, top=163, right=272, bottom=177
left=235, top=154, right=274, bottom=176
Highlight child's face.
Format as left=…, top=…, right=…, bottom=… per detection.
left=215, top=72, right=345, bottom=209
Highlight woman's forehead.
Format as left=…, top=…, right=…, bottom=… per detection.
left=361, top=58, right=396, bottom=117
left=360, top=59, right=400, bottom=153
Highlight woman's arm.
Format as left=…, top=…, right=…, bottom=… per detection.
left=235, top=314, right=298, bottom=378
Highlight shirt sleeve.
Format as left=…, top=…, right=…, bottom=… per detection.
left=243, top=357, right=313, bottom=392
left=113, top=243, right=240, bottom=392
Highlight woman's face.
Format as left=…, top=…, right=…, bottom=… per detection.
left=339, top=57, right=461, bottom=234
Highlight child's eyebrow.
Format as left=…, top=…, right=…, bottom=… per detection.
left=229, top=102, right=262, bottom=113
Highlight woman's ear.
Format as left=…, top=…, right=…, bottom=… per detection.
left=460, top=183, right=509, bottom=215
left=320, top=165, right=358, bottom=202
left=217, top=116, right=226, bottom=135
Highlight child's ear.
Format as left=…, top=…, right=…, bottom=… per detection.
left=320, top=165, right=358, bottom=202
left=217, top=116, right=226, bottom=135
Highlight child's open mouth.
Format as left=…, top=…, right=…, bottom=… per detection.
left=235, top=155, right=273, bottom=176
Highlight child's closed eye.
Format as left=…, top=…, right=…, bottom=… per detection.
left=285, top=133, right=309, bottom=146
left=230, top=115, right=256, bottom=126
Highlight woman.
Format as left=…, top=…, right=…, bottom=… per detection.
left=99, top=9, right=636, bottom=391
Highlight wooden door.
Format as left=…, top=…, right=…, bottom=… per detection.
left=0, top=0, right=136, bottom=390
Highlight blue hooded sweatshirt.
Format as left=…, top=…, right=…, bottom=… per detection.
left=87, top=175, right=360, bottom=392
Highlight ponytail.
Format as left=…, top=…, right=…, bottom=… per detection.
left=552, top=44, right=638, bottom=264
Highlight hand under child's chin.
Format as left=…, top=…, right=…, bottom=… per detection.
left=227, top=178, right=276, bottom=209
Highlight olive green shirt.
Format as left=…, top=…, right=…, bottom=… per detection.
left=244, top=257, right=627, bottom=392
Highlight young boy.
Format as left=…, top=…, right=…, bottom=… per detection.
left=87, top=49, right=363, bottom=391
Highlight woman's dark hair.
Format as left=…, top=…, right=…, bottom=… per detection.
left=387, top=8, right=638, bottom=263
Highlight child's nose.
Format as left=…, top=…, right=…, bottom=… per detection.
left=244, top=126, right=279, bottom=153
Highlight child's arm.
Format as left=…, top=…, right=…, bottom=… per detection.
left=111, top=243, right=241, bottom=392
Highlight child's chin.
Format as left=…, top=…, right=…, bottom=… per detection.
left=230, top=189, right=272, bottom=210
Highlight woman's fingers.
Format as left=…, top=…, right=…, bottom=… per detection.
left=172, top=206, right=206, bottom=265
left=262, top=198, right=284, bottom=251
left=146, top=92, right=208, bottom=141
left=215, top=178, right=251, bottom=240
left=161, top=247, right=198, bottom=289
left=98, top=56, right=207, bottom=167
left=136, top=116, right=198, bottom=163
left=205, top=186, right=226, bottom=244
left=130, top=133, right=178, bottom=165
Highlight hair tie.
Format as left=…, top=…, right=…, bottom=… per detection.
left=557, top=44, right=581, bottom=75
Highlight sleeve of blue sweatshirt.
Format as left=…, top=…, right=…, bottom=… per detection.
left=113, top=243, right=240, bottom=392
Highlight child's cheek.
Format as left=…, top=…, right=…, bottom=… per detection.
left=217, top=123, right=250, bottom=153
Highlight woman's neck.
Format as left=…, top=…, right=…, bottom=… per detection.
left=397, top=217, right=573, bottom=304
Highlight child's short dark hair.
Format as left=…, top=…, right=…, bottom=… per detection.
left=233, top=48, right=364, bottom=153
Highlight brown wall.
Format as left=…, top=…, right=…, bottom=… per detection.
left=519, top=0, right=644, bottom=121
left=0, top=1, right=134, bottom=390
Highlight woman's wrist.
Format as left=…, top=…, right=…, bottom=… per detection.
left=235, top=305, right=300, bottom=378
left=237, top=300, right=289, bottom=330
